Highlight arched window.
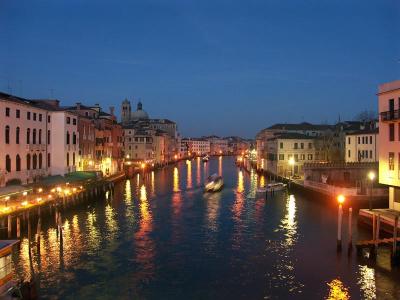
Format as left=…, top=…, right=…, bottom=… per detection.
left=5, top=126, right=10, bottom=144
left=66, top=152, right=70, bottom=166
left=33, top=129, right=37, bottom=144
left=39, top=153, right=42, bottom=169
left=73, top=132, right=76, bottom=145
left=16, top=155, right=21, bottom=171
left=26, top=154, right=31, bottom=170
left=39, top=129, right=42, bottom=144
left=16, top=127, right=20, bottom=144
left=5, top=155, right=11, bottom=172
left=32, top=154, right=37, bottom=169
left=47, top=153, right=51, bottom=167
left=26, top=128, right=30, bottom=144
left=66, top=131, right=70, bottom=145
left=72, top=152, right=75, bottom=166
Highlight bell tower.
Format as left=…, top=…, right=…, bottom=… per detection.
left=121, top=98, right=132, bottom=124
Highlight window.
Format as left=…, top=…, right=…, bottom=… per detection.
left=5, top=155, right=11, bottom=172
left=66, top=117, right=70, bottom=124
left=358, top=137, right=360, bottom=144
left=26, top=154, right=31, bottom=170
left=300, top=143, right=304, bottom=149
left=389, top=152, right=395, bottom=171
left=66, top=131, right=70, bottom=144
left=370, top=136, right=372, bottom=144
left=16, top=109, right=20, bottom=118
left=73, top=118, right=77, bottom=125
left=72, top=152, right=75, bottom=166
left=5, top=126, right=10, bottom=144
left=370, top=150, right=373, bottom=159
left=26, top=128, right=30, bottom=144
left=38, top=129, right=41, bottom=144
left=32, top=154, right=37, bottom=169
left=294, top=154, right=299, bottom=162
left=27, top=111, right=31, bottom=120
left=73, top=132, right=76, bottom=145
left=16, top=155, right=21, bottom=171
left=33, top=113, right=36, bottom=121
left=390, top=124, right=395, bottom=141
left=16, top=127, right=20, bottom=144
left=39, top=153, right=42, bottom=169
left=32, top=129, right=36, bottom=144
left=348, top=137, right=351, bottom=145
left=301, top=154, right=305, bottom=160
left=47, top=130, right=50, bottom=144
left=66, top=152, right=70, bottom=166
left=365, top=151, right=368, bottom=158
left=308, top=143, right=312, bottom=149
left=308, top=154, right=313, bottom=160
left=39, top=114, right=42, bottom=122
left=280, top=142, right=283, bottom=149
left=279, top=154, right=284, bottom=160
left=5, top=107, right=10, bottom=117
left=47, top=115, right=51, bottom=123
left=47, top=153, right=51, bottom=167
left=294, top=143, right=298, bottom=149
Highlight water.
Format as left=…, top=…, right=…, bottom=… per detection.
left=11, top=157, right=400, bottom=299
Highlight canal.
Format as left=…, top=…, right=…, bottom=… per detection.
left=10, top=156, right=400, bottom=299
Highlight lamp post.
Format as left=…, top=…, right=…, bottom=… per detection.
left=368, top=171, right=375, bottom=211
left=337, top=194, right=345, bottom=251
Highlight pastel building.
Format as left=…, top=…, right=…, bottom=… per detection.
left=378, top=80, right=400, bottom=210
left=345, top=129, right=379, bottom=163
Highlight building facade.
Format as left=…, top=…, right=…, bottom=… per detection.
left=378, top=80, right=400, bottom=211
left=345, top=129, right=379, bottom=163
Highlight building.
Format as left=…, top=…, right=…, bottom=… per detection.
left=345, top=129, right=379, bottom=163
left=206, top=136, right=229, bottom=155
left=184, top=138, right=210, bottom=156
left=0, top=93, right=81, bottom=187
left=378, top=79, right=400, bottom=211
left=265, top=132, right=317, bottom=178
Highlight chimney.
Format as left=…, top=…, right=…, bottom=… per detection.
left=76, top=102, right=81, bottom=110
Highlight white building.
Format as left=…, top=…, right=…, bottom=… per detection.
left=345, top=129, right=378, bottom=163
left=207, top=136, right=229, bottom=155
left=378, top=80, right=400, bottom=211
left=184, top=138, right=210, bottom=155
left=0, top=93, right=79, bottom=187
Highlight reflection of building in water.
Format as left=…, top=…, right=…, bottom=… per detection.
left=173, top=167, right=180, bottom=192
left=249, top=169, right=258, bottom=198
left=206, top=193, right=221, bottom=232
left=237, top=170, right=244, bottom=193
left=125, top=179, right=132, bottom=204
left=186, top=160, right=192, bottom=189
left=326, top=279, right=350, bottom=300
left=357, top=265, right=376, bottom=299
left=233, top=170, right=245, bottom=219
left=218, top=156, right=223, bottom=176
left=151, top=171, right=155, bottom=196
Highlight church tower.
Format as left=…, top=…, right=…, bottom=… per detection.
left=121, top=98, right=132, bottom=124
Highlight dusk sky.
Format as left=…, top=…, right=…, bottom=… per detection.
left=1, top=0, right=399, bottom=138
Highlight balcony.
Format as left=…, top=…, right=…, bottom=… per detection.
left=380, top=110, right=400, bottom=122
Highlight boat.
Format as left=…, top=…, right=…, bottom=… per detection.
left=202, top=155, right=209, bottom=162
left=204, top=174, right=224, bottom=192
left=266, top=182, right=287, bottom=192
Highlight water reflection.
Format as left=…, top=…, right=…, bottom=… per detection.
left=151, top=171, right=155, bottom=196
left=125, top=180, right=132, bottom=205
left=105, top=204, right=118, bottom=240
left=218, top=156, right=223, bottom=176
left=186, top=160, right=192, bottom=189
left=196, top=157, right=201, bottom=186
left=326, top=279, right=350, bottom=300
left=173, top=167, right=180, bottom=192
left=282, top=194, right=297, bottom=247
left=260, top=175, right=265, bottom=187
left=357, top=265, right=376, bottom=299
left=86, top=211, right=100, bottom=253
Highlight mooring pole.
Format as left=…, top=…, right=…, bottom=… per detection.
left=393, top=216, right=398, bottom=256
left=348, top=207, right=353, bottom=249
left=337, top=203, right=343, bottom=251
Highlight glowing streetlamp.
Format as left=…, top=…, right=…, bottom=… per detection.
left=368, top=171, right=375, bottom=211
left=38, top=188, right=43, bottom=193
left=337, top=194, right=345, bottom=250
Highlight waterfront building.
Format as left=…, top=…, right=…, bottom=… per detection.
left=345, top=128, right=379, bottom=163
left=378, top=79, right=400, bottom=211
left=265, top=132, right=317, bottom=178
left=206, top=136, right=229, bottom=155
left=184, top=138, right=210, bottom=156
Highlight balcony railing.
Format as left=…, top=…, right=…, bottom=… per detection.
left=381, top=110, right=400, bottom=122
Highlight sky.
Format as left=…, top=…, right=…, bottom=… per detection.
left=0, top=0, right=399, bottom=138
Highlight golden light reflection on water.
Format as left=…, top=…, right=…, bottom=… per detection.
left=86, top=211, right=100, bottom=253
left=206, top=193, right=221, bottom=232
left=281, top=194, right=297, bottom=247
left=233, top=170, right=245, bottom=219
left=249, top=169, right=258, bottom=198
left=237, top=170, right=244, bottom=193
left=136, top=173, right=140, bottom=188
left=218, top=156, right=223, bottom=176
left=125, top=179, right=132, bottom=204
left=186, top=160, right=192, bottom=189
left=173, top=167, right=180, bottom=192
left=357, top=265, right=376, bottom=299
left=151, top=171, right=155, bottom=196
left=326, top=279, right=350, bottom=300
left=196, top=157, right=201, bottom=186
left=105, top=204, right=118, bottom=240
left=260, top=175, right=265, bottom=187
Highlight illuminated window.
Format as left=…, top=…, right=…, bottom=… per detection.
left=389, top=152, right=395, bottom=171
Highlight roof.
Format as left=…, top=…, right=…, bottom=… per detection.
left=345, top=128, right=379, bottom=136
left=267, top=122, right=332, bottom=131
left=378, top=80, right=400, bottom=95
left=267, top=132, right=315, bottom=141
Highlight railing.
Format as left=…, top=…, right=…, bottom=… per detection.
left=381, top=110, right=400, bottom=122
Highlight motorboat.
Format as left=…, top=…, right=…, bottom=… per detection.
left=266, top=182, right=287, bottom=192
left=202, top=155, right=209, bottom=162
left=256, top=186, right=268, bottom=194
left=204, top=174, right=224, bottom=192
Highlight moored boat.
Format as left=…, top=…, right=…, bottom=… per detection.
left=202, top=155, right=209, bottom=162
left=266, top=182, right=287, bottom=192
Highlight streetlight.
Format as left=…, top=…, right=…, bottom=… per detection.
left=337, top=194, right=345, bottom=251
left=368, top=171, right=375, bottom=211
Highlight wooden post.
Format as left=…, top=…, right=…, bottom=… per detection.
left=372, top=213, right=376, bottom=242
left=7, top=215, right=12, bottom=238
left=17, top=216, right=21, bottom=238
left=348, top=207, right=353, bottom=249
left=337, top=204, right=343, bottom=251
left=375, top=214, right=381, bottom=250
left=393, top=216, right=398, bottom=256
